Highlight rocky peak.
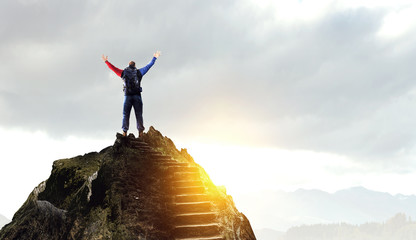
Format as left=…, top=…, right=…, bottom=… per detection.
left=0, top=127, right=256, bottom=240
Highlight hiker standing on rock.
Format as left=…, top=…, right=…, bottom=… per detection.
left=102, top=51, right=161, bottom=138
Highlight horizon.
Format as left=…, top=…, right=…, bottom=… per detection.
left=1, top=127, right=416, bottom=221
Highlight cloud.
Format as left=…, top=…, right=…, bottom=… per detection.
left=1, top=0, right=416, bottom=170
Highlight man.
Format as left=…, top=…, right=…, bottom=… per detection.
left=102, top=51, right=161, bottom=138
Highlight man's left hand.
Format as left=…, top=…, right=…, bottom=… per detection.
left=154, top=51, right=161, bottom=58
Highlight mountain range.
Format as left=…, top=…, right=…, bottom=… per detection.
left=233, top=186, right=416, bottom=234
left=278, top=213, right=416, bottom=240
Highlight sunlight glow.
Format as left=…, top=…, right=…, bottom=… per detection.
left=182, top=141, right=416, bottom=197
left=184, top=142, right=361, bottom=194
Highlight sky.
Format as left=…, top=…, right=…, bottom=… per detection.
left=1, top=0, right=416, bottom=226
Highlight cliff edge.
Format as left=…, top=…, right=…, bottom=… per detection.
left=0, top=127, right=256, bottom=240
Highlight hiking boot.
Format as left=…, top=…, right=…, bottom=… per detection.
left=122, top=131, right=127, bottom=137
left=139, top=131, right=144, bottom=138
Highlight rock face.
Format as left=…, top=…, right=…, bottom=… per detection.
left=0, top=127, right=256, bottom=240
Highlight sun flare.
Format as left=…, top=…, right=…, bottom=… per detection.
left=182, top=141, right=359, bottom=196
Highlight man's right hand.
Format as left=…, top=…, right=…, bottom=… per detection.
left=101, top=54, right=108, bottom=62
left=154, top=51, right=161, bottom=58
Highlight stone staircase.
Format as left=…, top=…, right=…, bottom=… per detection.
left=130, top=137, right=224, bottom=240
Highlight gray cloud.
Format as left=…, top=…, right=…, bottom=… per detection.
left=1, top=1, right=416, bottom=169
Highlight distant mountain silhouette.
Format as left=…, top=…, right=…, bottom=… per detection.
left=236, top=187, right=416, bottom=232
left=0, top=127, right=256, bottom=240
left=278, top=213, right=416, bottom=240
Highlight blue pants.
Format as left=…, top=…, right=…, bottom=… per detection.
left=122, top=94, right=144, bottom=133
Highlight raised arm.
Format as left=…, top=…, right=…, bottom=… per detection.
left=102, top=54, right=123, bottom=77
left=139, top=51, right=161, bottom=76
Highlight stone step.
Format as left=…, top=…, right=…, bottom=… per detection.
left=152, top=160, right=179, bottom=165
left=131, top=141, right=148, bottom=146
left=175, top=212, right=217, bottom=225
left=174, top=172, right=200, bottom=180
left=173, top=201, right=212, bottom=213
left=147, top=151, right=163, bottom=155
left=175, top=237, right=224, bottom=240
left=174, top=186, right=205, bottom=195
left=165, top=162, right=189, bottom=167
left=134, top=145, right=152, bottom=149
left=151, top=156, right=172, bottom=161
left=159, top=163, right=187, bottom=168
left=138, top=148, right=154, bottom=153
left=137, top=149, right=156, bottom=154
left=149, top=152, right=168, bottom=155
left=133, top=146, right=150, bottom=150
left=130, top=137, right=145, bottom=142
left=173, top=223, right=220, bottom=239
left=173, top=180, right=203, bottom=187
left=132, top=143, right=151, bottom=148
left=176, top=194, right=209, bottom=203
left=135, top=146, right=151, bottom=149
left=169, top=166, right=199, bottom=173
left=152, top=154, right=170, bottom=158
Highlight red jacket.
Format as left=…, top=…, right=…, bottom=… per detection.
left=105, top=61, right=123, bottom=77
